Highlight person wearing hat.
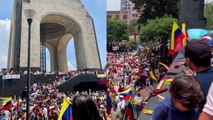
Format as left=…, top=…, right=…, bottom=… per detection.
left=117, top=95, right=126, bottom=118
left=185, top=40, right=213, bottom=97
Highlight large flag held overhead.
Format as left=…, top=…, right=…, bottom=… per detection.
left=169, top=22, right=185, bottom=54
left=0, top=97, right=12, bottom=112
left=125, top=96, right=134, bottom=120
left=119, top=87, right=133, bottom=101
left=58, top=97, right=73, bottom=120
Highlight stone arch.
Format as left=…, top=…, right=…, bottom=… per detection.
left=8, top=0, right=101, bottom=72
left=40, top=13, right=86, bottom=71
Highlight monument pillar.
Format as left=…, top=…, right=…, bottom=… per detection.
left=179, top=0, right=206, bottom=29
left=8, top=0, right=102, bottom=72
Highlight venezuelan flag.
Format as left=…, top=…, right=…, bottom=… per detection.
left=149, top=71, right=158, bottom=82
left=182, top=23, right=189, bottom=46
left=106, top=93, right=112, bottom=115
left=49, top=105, right=56, bottom=110
left=0, top=97, right=12, bottom=112
left=58, top=97, right=73, bottom=120
left=44, top=97, right=51, bottom=105
left=119, top=87, right=133, bottom=101
left=159, top=62, right=170, bottom=70
left=97, top=74, right=107, bottom=84
left=125, top=96, right=134, bottom=120
left=170, top=22, right=185, bottom=54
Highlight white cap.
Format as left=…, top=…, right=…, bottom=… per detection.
left=100, top=104, right=104, bottom=108
left=119, top=95, right=124, bottom=98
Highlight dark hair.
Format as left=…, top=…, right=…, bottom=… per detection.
left=169, top=75, right=205, bottom=109
left=72, top=94, right=101, bottom=120
left=185, top=40, right=212, bottom=67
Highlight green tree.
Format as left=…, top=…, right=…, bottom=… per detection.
left=140, top=16, right=177, bottom=63
left=140, top=16, right=177, bottom=43
left=126, top=40, right=137, bottom=49
left=204, top=3, right=213, bottom=30
left=107, top=18, right=128, bottom=42
left=128, top=20, right=140, bottom=41
left=130, top=0, right=179, bottom=24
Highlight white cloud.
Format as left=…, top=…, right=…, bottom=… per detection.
left=107, top=0, right=120, bottom=11
left=68, top=61, right=77, bottom=70
left=206, top=0, right=213, bottom=3
left=0, top=19, right=10, bottom=69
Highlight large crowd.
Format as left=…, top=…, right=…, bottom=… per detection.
left=1, top=40, right=213, bottom=120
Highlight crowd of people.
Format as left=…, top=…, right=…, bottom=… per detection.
left=1, top=40, right=213, bottom=120
left=107, top=41, right=166, bottom=89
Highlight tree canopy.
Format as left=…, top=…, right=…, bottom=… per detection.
left=130, top=0, right=179, bottom=24
left=140, top=16, right=177, bottom=45
left=107, top=18, right=128, bottom=42
left=204, top=3, right=213, bottom=30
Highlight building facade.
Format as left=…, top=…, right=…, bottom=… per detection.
left=107, top=0, right=139, bottom=24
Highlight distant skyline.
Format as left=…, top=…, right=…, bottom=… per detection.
left=0, top=0, right=106, bottom=71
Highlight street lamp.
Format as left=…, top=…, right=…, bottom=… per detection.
left=24, top=9, right=36, bottom=120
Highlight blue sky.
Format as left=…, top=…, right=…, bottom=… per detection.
left=0, top=0, right=106, bottom=71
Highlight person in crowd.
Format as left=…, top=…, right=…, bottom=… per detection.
left=134, top=92, right=143, bottom=118
left=199, top=82, right=213, bottom=120
left=152, top=75, right=205, bottom=120
left=110, top=102, right=122, bottom=120
left=117, top=95, right=125, bottom=118
left=99, top=104, right=108, bottom=120
left=72, top=94, right=102, bottom=120
left=185, top=40, right=213, bottom=96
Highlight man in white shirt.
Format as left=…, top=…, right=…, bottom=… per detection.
left=199, top=82, right=213, bottom=120
left=117, top=95, right=126, bottom=111
left=42, top=106, right=48, bottom=120
left=117, top=95, right=126, bottom=119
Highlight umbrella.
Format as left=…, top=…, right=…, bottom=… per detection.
left=187, top=29, right=210, bottom=39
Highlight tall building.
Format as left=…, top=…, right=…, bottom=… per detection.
left=121, top=0, right=132, bottom=10
left=107, top=0, right=139, bottom=24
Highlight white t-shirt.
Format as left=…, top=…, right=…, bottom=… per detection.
left=203, top=82, right=213, bottom=116
left=117, top=100, right=126, bottom=109
left=43, top=107, right=48, bottom=118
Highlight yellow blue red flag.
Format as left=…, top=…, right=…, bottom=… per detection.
left=170, top=22, right=185, bottom=54
left=58, top=97, right=73, bottom=120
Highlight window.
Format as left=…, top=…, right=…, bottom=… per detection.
left=132, top=14, right=136, bottom=17
left=123, top=15, right=127, bottom=19
left=107, top=15, right=112, bottom=18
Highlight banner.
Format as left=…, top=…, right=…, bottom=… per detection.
left=2, top=75, right=20, bottom=80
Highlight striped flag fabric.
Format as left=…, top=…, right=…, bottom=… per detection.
left=58, top=97, right=73, bottom=120
left=181, top=23, right=189, bottom=46
left=125, top=96, right=134, bottom=120
left=106, top=92, right=112, bottom=115
left=119, top=87, right=133, bottom=101
left=169, top=22, right=185, bottom=54
left=159, top=62, right=170, bottom=70
left=97, top=74, right=107, bottom=84
left=0, top=97, right=12, bottom=112
left=149, top=71, right=158, bottom=82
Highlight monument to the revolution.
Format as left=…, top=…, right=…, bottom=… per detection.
left=7, top=0, right=101, bottom=72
